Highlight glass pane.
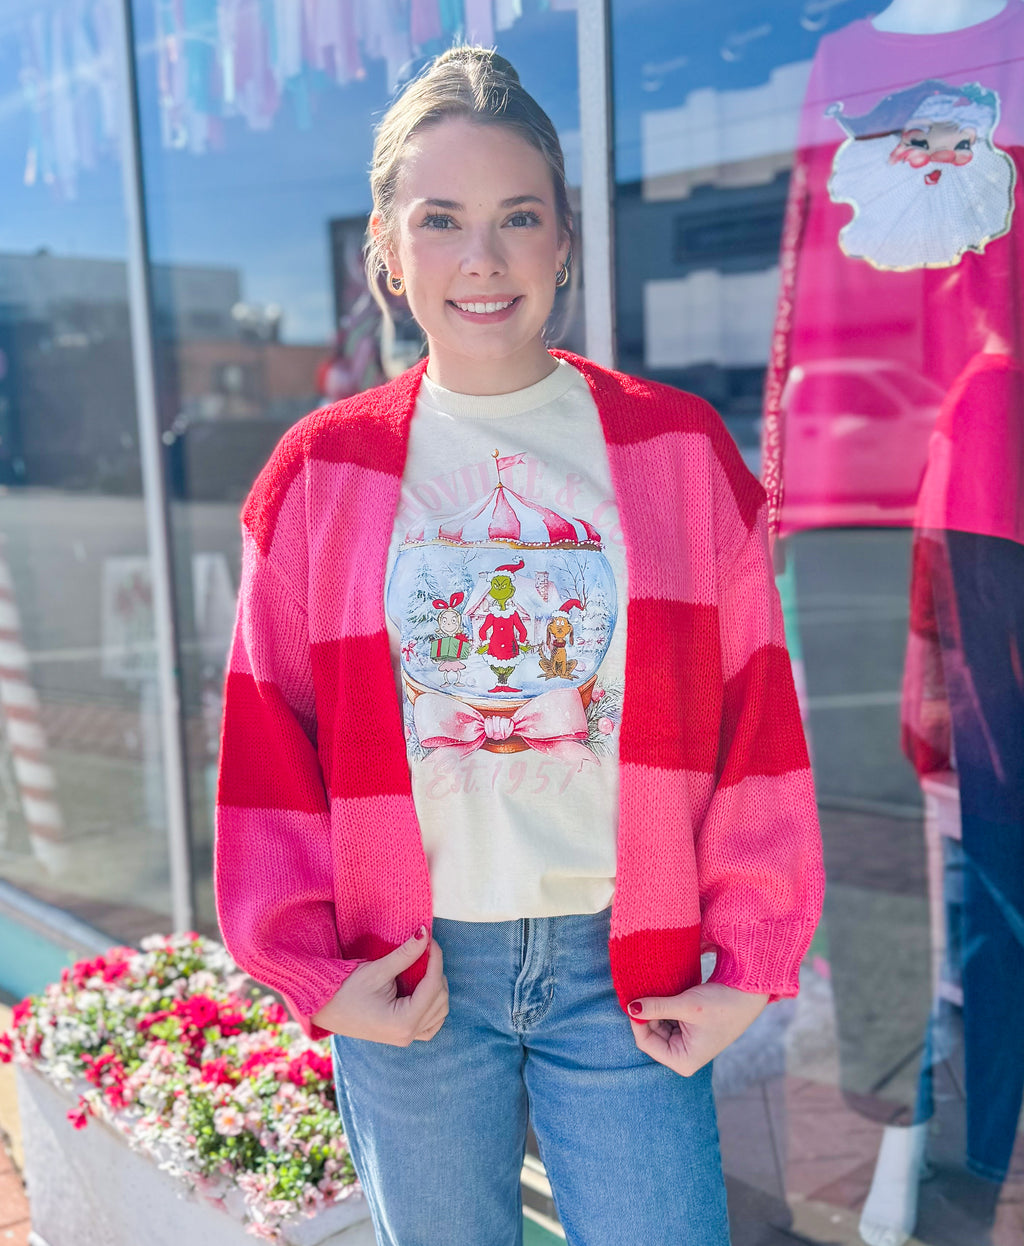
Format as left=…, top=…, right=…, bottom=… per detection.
left=130, top=1, right=584, bottom=936
left=0, top=0, right=172, bottom=944
left=613, top=1, right=1024, bottom=1242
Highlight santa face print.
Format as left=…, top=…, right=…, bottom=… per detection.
left=889, top=120, right=977, bottom=177
left=827, top=81, right=1015, bottom=270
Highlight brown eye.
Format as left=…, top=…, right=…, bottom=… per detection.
left=907, top=137, right=929, bottom=149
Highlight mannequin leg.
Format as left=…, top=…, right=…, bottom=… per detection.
left=860, top=1120, right=929, bottom=1246
left=945, top=532, right=1024, bottom=1182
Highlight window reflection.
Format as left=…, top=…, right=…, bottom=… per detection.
left=129, top=0, right=586, bottom=944
left=614, top=2, right=1024, bottom=1243
left=0, top=1, right=173, bottom=944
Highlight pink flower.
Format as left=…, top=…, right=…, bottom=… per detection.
left=200, top=1058, right=238, bottom=1086
left=67, top=1097, right=93, bottom=1130
left=598, top=717, right=614, bottom=735
left=213, top=1105, right=245, bottom=1137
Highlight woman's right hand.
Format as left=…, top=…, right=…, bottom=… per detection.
left=311, top=928, right=449, bottom=1045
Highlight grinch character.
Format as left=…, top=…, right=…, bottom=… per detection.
left=538, top=598, right=584, bottom=681
left=429, top=593, right=470, bottom=686
left=827, top=80, right=1014, bottom=270
left=476, top=559, right=532, bottom=693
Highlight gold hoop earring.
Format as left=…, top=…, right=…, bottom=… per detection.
left=388, top=272, right=406, bottom=295
left=555, top=259, right=570, bottom=288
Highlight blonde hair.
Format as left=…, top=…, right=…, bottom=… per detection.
left=365, top=46, right=574, bottom=310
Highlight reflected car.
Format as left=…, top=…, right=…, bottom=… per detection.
left=780, top=358, right=945, bottom=513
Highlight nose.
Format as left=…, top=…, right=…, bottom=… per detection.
left=460, top=226, right=507, bottom=279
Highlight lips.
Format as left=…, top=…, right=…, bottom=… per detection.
left=925, top=169, right=942, bottom=185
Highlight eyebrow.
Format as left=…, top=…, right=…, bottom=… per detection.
left=417, top=195, right=547, bottom=210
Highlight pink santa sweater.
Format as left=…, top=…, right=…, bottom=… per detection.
left=215, top=352, right=824, bottom=1038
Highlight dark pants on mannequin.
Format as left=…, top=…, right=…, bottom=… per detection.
left=917, top=531, right=1024, bottom=1181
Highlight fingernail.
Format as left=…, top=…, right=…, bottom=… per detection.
left=415, top=925, right=427, bottom=941
left=628, top=1001, right=643, bottom=1017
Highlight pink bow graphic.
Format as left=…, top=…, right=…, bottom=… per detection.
left=414, top=688, right=596, bottom=768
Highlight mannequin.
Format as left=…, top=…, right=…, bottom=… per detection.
left=858, top=11, right=1017, bottom=1246
left=756, top=4, right=1024, bottom=1245
left=872, top=0, right=1008, bottom=34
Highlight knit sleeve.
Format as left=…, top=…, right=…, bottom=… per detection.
left=215, top=525, right=362, bottom=1039
left=696, top=488, right=825, bottom=1000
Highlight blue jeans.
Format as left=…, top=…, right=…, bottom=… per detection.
left=330, top=907, right=731, bottom=1245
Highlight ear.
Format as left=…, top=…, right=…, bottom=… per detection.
left=557, top=218, right=573, bottom=269
left=371, top=212, right=401, bottom=276
left=567, top=624, right=574, bottom=645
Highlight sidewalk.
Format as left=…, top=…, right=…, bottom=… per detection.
left=0, top=1004, right=30, bottom=1246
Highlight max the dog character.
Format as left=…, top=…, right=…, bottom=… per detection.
left=538, top=598, right=584, bottom=680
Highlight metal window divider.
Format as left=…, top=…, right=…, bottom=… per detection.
left=113, top=0, right=196, bottom=934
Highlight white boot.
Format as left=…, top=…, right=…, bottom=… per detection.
left=859, top=1122, right=928, bottom=1246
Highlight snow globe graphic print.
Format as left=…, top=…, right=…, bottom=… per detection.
left=386, top=451, right=618, bottom=763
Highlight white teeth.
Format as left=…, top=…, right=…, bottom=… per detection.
left=454, top=299, right=514, bottom=314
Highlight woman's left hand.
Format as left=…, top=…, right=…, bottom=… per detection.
left=628, top=983, right=770, bottom=1077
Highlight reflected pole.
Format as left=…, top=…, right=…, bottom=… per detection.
left=112, top=0, right=195, bottom=933
left=577, top=0, right=617, bottom=367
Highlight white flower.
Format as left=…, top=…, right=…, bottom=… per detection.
left=232, top=1081, right=258, bottom=1109
left=214, top=1105, right=245, bottom=1137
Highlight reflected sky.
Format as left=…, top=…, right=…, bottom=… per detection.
left=0, top=0, right=580, bottom=343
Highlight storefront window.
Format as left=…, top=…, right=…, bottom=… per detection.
left=0, top=0, right=173, bottom=943
left=613, top=1, right=1024, bottom=1242
left=128, top=0, right=586, bottom=943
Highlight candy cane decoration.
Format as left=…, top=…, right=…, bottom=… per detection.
left=0, top=534, right=65, bottom=866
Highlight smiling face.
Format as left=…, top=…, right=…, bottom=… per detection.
left=437, top=608, right=461, bottom=636
left=377, top=117, right=570, bottom=394
left=889, top=119, right=978, bottom=181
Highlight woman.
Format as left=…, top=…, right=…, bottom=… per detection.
left=215, top=46, right=824, bottom=1246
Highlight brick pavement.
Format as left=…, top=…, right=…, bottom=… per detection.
left=0, top=1139, right=29, bottom=1246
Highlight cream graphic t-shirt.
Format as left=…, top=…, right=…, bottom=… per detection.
left=384, top=359, right=627, bottom=921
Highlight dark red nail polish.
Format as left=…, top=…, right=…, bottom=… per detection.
left=628, top=1001, right=643, bottom=1016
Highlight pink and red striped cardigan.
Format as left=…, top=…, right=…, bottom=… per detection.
left=215, top=351, right=824, bottom=1038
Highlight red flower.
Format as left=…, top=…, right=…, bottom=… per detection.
left=173, top=995, right=219, bottom=1030
left=238, top=1047, right=287, bottom=1078
left=264, top=1002, right=288, bottom=1025
left=0, top=1033, right=14, bottom=1064
left=217, top=1009, right=244, bottom=1037
left=285, top=1049, right=333, bottom=1087
left=200, top=1058, right=239, bottom=1086
left=11, top=999, right=31, bottom=1026
left=67, top=1097, right=93, bottom=1130
left=137, top=1010, right=171, bottom=1032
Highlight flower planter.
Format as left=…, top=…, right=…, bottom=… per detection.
left=16, top=1063, right=374, bottom=1246
left=1, top=935, right=374, bottom=1244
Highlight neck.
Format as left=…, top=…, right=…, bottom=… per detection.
left=424, top=338, right=558, bottom=395
left=872, top=0, right=1007, bottom=33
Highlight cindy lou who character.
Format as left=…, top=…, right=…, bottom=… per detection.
left=430, top=592, right=471, bottom=686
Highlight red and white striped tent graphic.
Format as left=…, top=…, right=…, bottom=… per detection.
left=404, top=450, right=602, bottom=550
